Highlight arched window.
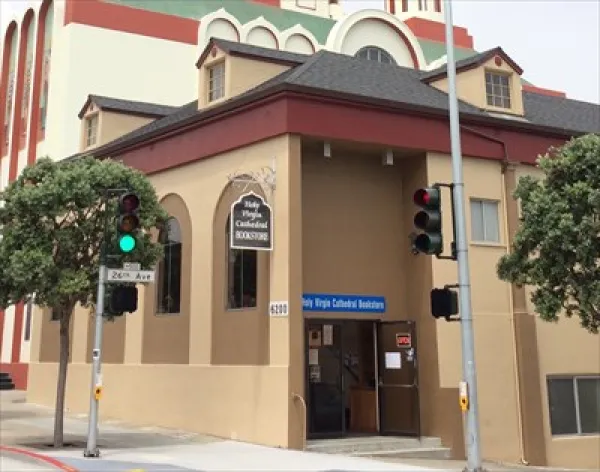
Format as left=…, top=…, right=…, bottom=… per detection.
left=355, top=46, right=396, bottom=65
left=156, top=217, right=182, bottom=314
left=226, top=217, right=257, bottom=309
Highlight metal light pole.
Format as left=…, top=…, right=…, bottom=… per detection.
left=84, top=192, right=112, bottom=458
left=442, top=1, right=484, bottom=471
left=84, top=260, right=106, bottom=457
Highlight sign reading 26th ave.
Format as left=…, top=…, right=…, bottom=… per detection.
left=230, top=192, right=273, bottom=251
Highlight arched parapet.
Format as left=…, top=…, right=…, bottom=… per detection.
left=239, top=16, right=279, bottom=50
left=279, top=24, right=318, bottom=54
left=197, top=8, right=243, bottom=53
left=141, top=192, right=193, bottom=365
left=210, top=175, right=270, bottom=366
left=325, top=9, right=426, bottom=69
left=1, top=21, right=19, bottom=158
left=33, top=0, right=55, bottom=144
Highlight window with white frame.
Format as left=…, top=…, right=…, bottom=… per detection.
left=547, top=376, right=600, bottom=435
left=470, top=199, right=500, bottom=243
left=208, top=62, right=225, bottom=102
left=355, top=46, right=395, bottom=65
left=85, top=114, right=98, bottom=147
left=485, top=71, right=511, bottom=109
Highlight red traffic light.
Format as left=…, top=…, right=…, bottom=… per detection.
left=413, top=187, right=440, bottom=207
left=119, top=193, right=140, bottom=213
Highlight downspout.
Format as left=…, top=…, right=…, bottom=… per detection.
left=459, top=125, right=529, bottom=466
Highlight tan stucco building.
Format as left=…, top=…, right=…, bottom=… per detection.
left=26, top=39, right=600, bottom=469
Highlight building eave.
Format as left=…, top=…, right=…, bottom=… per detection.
left=89, top=85, right=589, bottom=163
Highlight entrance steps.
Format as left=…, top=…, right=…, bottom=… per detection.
left=0, top=372, right=16, bottom=391
left=307, top=436, right=451, bottom=460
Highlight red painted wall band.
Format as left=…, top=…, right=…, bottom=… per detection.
left=0, top=23, right=17, bottom=158
left=64, top=0, right=198, bottom=45
left=404, top=17, right=474, bottom=49
left=11, top=302, right=24, bottom=363
left=388, top=0, right=396, bottom=15
left=0, top=363, right=28, bottom=390
left=28, top=1, right=53, bottom=162
left=0, top=446, right=78, bottom=472
left=9, top=11, right=34, bottom=182
left=0, top=310, right=5, bottom=356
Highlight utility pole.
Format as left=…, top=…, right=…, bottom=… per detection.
left=443, top=1, right=484, bottom=471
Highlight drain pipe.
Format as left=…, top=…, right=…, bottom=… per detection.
left=460, top=125, right=529, bottom=467
left=292, top=393, right=307, bottom=451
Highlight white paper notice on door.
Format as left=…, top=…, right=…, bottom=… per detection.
left=385, top=351, right=402, bottom=369
left=323, top=324, right=333, bottom=346
left=309, top=348, right=319, bottom=366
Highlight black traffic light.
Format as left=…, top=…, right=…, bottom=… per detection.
left=431, top=287, right=459, bottom=319
left=107, top=285, right=138, bottom=314
left=413, top=186, right=443, bottom=255
left=116, top=193, right=140, bottom=254
left=103, top=284, right=124, bottom=317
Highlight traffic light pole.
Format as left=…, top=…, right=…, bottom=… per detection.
left=443, top=1, right=484, bottom=471
left=84, top=196, right=109, bottom=458
left=84, top=259, right=106, bottom=457
left=84, top=188, right=128, bottom=458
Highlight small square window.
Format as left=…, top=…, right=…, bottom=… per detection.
left=208, top=62, right=225, bottom=102
left=85, top=114, right=98, bottom=147
left=485, top=72, right=511, bottom=109
left=470, top=199, right=500, bottom=243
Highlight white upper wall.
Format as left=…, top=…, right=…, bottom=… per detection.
left=392, top=0, right=445, bottom=23
left=3, top=3, right=429, bottom=170
left=44, top=23, right=198, bottom=160
left=280, top=0, right=343, bottom=20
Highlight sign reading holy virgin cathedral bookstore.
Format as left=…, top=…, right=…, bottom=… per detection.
left=230, top=192, right=273, bottom=251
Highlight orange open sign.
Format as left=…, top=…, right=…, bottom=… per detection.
left=396, top=333, right=412, bottom=348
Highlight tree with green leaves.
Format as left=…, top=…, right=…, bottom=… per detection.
left=0, top=156, right=167, bottom=447
left=497, top=133, right=600, bottom=334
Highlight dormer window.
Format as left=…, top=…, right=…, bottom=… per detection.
left=208, top=62, right=225, bottom=103
left=485, top=71, right=511, bottom=109
left=85, top=114, right=98, bottom=147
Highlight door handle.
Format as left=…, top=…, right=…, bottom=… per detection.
left=378, top=377, right=384, bottom=386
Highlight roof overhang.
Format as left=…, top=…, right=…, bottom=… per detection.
left=87, top=87, right=582, bottom=177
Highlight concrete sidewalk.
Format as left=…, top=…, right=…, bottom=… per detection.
left=0, top=454, right=58, bottom=471
left=2, top=391, right=595, bottom=472
left=1, top=391, right=436, bottom=471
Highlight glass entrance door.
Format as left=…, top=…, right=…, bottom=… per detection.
left=306, top=321, right=344, bottom=438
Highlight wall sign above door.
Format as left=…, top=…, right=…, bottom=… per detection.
left=229, top=191, right=273, bottom=251
left=302, top=293, right=386, bottom=313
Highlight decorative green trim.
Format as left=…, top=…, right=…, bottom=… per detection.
left=417, top=38, right=478, bottom=64
left=105, top=0, right=336, bottom=43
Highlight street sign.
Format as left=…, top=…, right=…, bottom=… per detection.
left=106, top=268, right=155, bottom=283
left=123, top=262, right=141, bottom=271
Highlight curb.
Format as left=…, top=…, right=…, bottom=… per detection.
left=0, top=445, right=79, bottom=472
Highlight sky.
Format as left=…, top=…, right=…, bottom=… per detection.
left=1, top=0, right=599, bottom=104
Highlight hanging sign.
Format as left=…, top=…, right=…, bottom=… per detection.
left=230, top=192, right=273, bottom=251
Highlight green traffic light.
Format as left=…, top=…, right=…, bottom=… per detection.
left=118, top=234, right=136, bottom=253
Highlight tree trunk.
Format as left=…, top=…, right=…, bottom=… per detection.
left=53, top=310, right=71, bottom=448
